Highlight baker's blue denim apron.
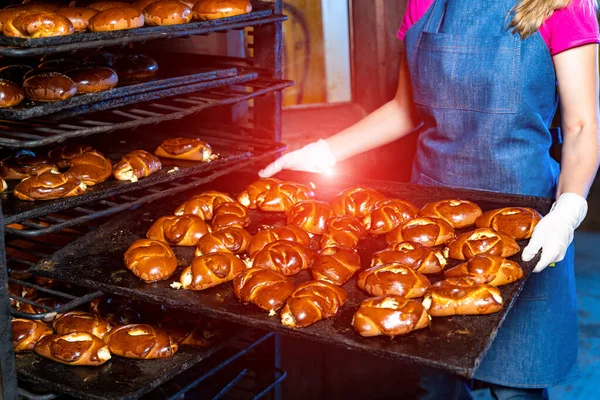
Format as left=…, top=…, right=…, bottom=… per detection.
left=403, top=0, right=578, bottom=388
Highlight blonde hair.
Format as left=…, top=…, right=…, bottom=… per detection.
left=510, top=0, right=598, bottom=38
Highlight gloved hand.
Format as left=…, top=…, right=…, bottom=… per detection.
left=258, top=139, right=336, bottom=178
left=522, top=193, right=588, bottom=273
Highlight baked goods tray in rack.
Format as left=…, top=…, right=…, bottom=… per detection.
left=32, top=171, right=553, bottom=378
left=0, top=2, right=285, bottom=57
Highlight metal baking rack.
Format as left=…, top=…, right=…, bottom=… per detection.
left=0, top=1, right=286, bottom=57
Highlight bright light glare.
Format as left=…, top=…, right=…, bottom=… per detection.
left=324, top=168, right=336, bottom=177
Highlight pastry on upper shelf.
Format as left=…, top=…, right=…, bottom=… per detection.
left=419, top=199, right=483, bottom=228
left=103, top=324, right=178, bottom=359
left=88, top=6, right=145, bottom=31
left=192, top=0, right=252, bottom=20
left=23, top=72, right=77, bottom=102
left=330, top=187, right=386, bottom=219
left=475, top=207, right=542, bottom=239
left=320, top=215, right=367, bottom=250
left=372, top=242, right=446, bottom=275
left=0, top=64, right=32, bottom=86
left=3, top=12, right=74, bottom=38
left=363, top=198, right=418, bottom=235
left=233, top=267, right=295, bottom=314
left=113, top=149, right=162, bottom=182
left=211, top=201, right=250, bottom=231
left=444, top=254, right=524, bottom=287
left=14, top=171, right=86, bottom=201
left=357, top=263, right=431, bottom=298
left=255, top=181, right=315, bottom=212
left=66, top=150, right=112, bottom=186
left=352, top=295, right=430, bottom=338
left=55, top=7, right=98, bottom=31
left=65, top=67, right=118, bottom=94
left=48, top=144, right=93, bottom=168
left=423, top=277, right=504, bottom=317
left=144, top=0, right=192, bottom=25
left=147, top=214, right=210, bottom=246
left=0, top=154, right=58, bottom=180
left=177, top=252, right=247, bottom=290
left=386, top=217, right=455, bottom=247
left=12, top=319, right=53, bottom=352
left=53, top=311, right=112, bottom=339
left=252, top=240, right=314, bottom=276
left=34, top=332, right=111, bottom=366
left=194, top=227, right=252, bottom=256
left=280, top=280, right=347, bottom=328
left=445, top=228, right=520, bottom=260
left=286, top=200, right=333, bottom=235
left=311, top=247, right=361, bottom=286
left=115, top=54, right=159, bottom=82
left=237, top=178, right=281, bottom=209
left=0, top=79, right=24, bottom=108
left=174, top=190, right=236, bottom=219
left=247, top=226, right=311, bottom=257
left=124, top=238, right=178, bottom=282
left=155, top=137, right=216, bottom=161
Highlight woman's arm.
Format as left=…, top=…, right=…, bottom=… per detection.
left=554, top=43, right=600, bottom=197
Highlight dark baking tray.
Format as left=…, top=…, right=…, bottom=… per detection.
left=0, top=2, right=285, bottom=57
left=32, top=171, right=552, bottom=378
left=0, top=66, right=238, bottom=120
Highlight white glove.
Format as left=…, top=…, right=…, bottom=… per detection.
left=522, top=193, right=588, bottom=273
left=258, top=139, right=336, bottom=178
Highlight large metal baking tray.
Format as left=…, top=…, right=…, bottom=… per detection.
left=0, top=66, right=238, bottom=120
left=32, top=171, right=551, bottom=378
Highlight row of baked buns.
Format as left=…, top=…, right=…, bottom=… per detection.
left=0, top=0, right=252, bottom=38
left=1, top=137, right=215, bottom=201
left=12, top=294, right=222, bottom=366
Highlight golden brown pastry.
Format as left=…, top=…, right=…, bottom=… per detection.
left=255, top=181, right=315, bottom=212
left=3, top=12, right=74, bottom=38
left=115, top=54, right=159, bottom=81
left=53, top=311, right=112, bottom=339
left=35, top=332, right=111, bottom=366
left=194, top=227, right=252, bottom=256
left=14, top=171, right=86, bottom=201
left=386, top=217, right=455, bottom=247
left=88, top=1, right=134, bottom=11
left=0, top=154, right=58, bottom=180
left=144, top=0, right=192, bottom=25
left=352, top=295, right=430, bottom=337
left=0, top=79, right=24, bottom=108
left=103, top=324, right=178, bottom=359
left=0, top=178, right=6, bottom=192
left=445, top=228, right=520, bottom=260
left=330, top=187, right=386, bottom=219
left=475, top=207, right=542, bottom=239
left=311, top=247, right=361, bottom=286
left=280, top=281, right=347, bottom=328
left=212, top=201, right=250, bottom=231
left=363, top=198, right=418, bottom=235
left=423, top=278, right=504, bottom=317
left=124, top=239, right=178, bottom=282
left=192, top=0, right=252, bottom=20
left=174, top=190, right=236, bottom=219
left=88, top=7, right=145, bottom=31
left=0, top=9, right=25, bottom=32
left=444, top=254, right=524, bottom=287
left=320, top=215, right=367, bottom=250
left=65, top=67, right=118, bottom=94
left=8, top=282, right=38, bottom=307
left=252, top=240, right=314, bottom=276
left=66, top=150, right=112, bottom=186
left=372, top=241, right=447, bottom=275
left=178, top=253, right=247, bottom=290
left=233, top=267, right=295, bottom=313
left=155, top=137, right=214, bottom=161
left=146, top=214, right=210, bottom=246
left=247, top=226, right=311, bottom=257
left=23, top=72, right=76, bottom=102
left=12, top=319, right=53, bottom=352
left=55, top=7, right=98, bottom=31
left=113, top=149, right=162, bottom=182
left=237, top=178, right=282, bottom=209
left=48, top=144, right=93, bottom=168
left=286, top=200, right=334, bottom=235
left=419, top=199, right=483, bottom=228
left=357, top=263, right=431, bottom=298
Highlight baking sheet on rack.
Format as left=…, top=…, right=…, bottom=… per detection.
left=32, top=171, right=552, bottom=378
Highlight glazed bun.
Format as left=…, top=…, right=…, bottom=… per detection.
left=23, top=72, right=76, bottom=102
left=0, top=79, right=24, bottom=108
left=419, top=199, right=483, bottom=228
left=88, top=7, right=144, bottom=31
left=144, top=0, right=192, bottom=25
left=55, top=7, right=99, bottom=31
left=65, top=67, right=118, bottom=93
left=0, top=10, right=25, bottom=32
left=192, top=0, right=252, bottom=20
left=352, top=295, right=430, bottom=337
left=115, top=54, right=159, bottom=81
left=3, top=12, right=74, bottom=38
left=475, top=207, right=542, bottom=240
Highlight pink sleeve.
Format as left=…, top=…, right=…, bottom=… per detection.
left=397, top=0, right=435, bottom=40
left=539, top=0, right=600, bottom=55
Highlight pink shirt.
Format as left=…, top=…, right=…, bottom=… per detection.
left=398, top=0, right=600, bottom=55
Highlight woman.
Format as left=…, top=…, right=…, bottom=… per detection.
left=260, top=0, right=600, bottom=398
